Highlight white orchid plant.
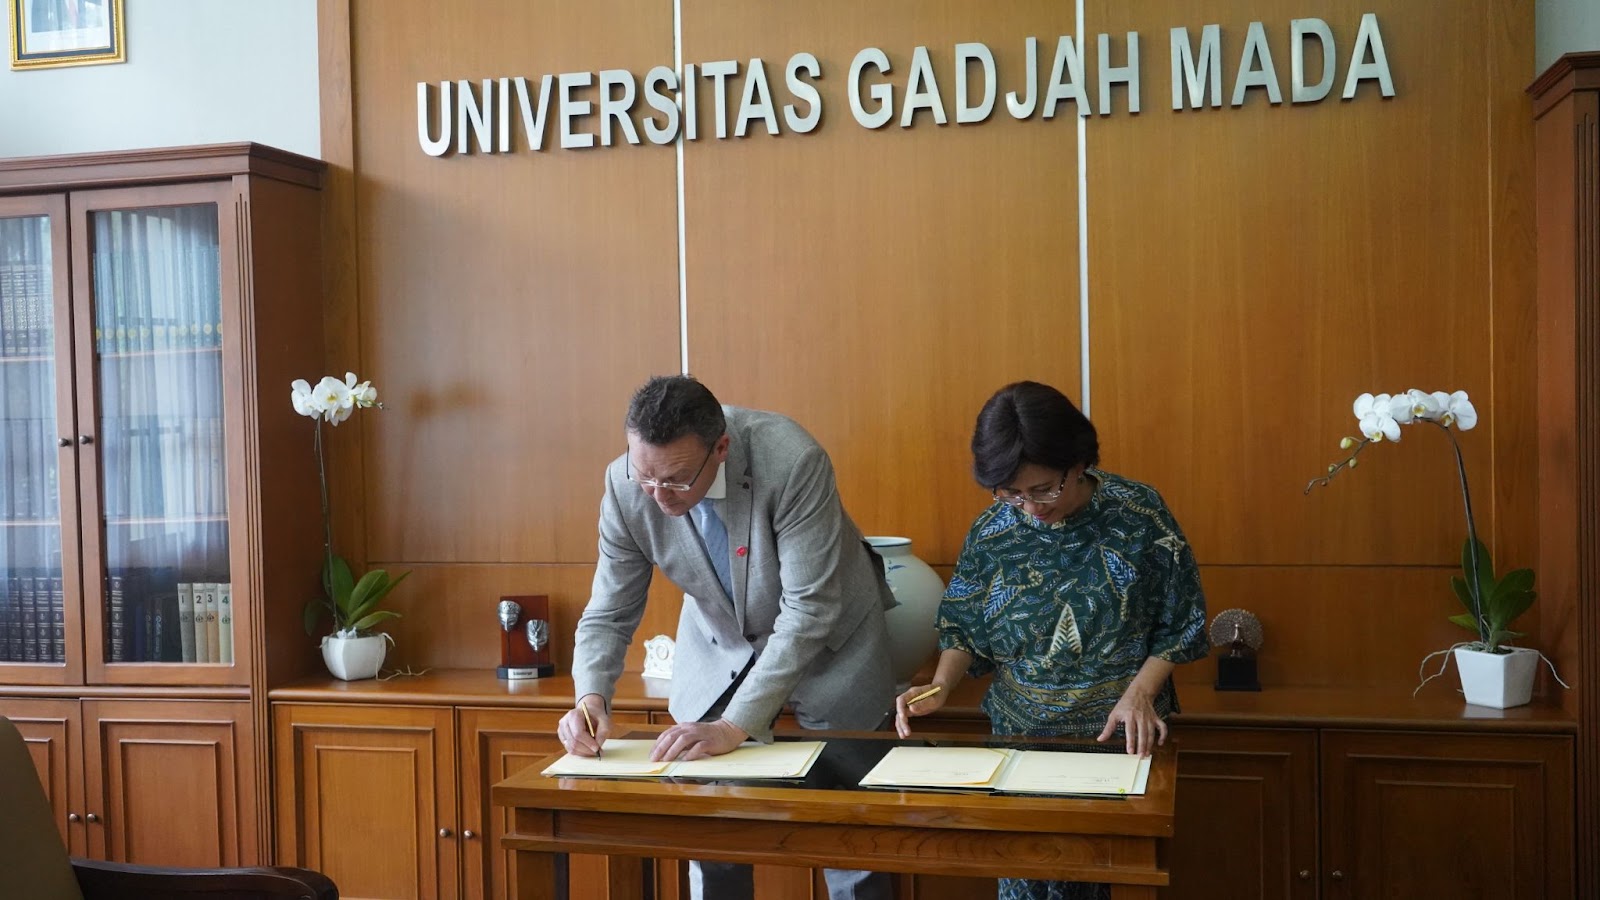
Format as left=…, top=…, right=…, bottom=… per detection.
left=291, top=374, right=409, bottom=641
left=1305, top=390, right=1527, bottom=655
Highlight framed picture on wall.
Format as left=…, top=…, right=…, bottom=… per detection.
left=8, top=0, right=124, bottom=70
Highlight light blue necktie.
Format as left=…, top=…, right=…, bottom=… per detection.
left=692, top=499, right=734, bottom=600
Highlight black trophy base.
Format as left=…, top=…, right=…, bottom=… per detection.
left=1214, top=654, right=1261, bottom=692
left=497, top=663, right=556, bottom=681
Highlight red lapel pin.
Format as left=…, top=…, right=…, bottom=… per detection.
left=736, top=546, right=747, bottom=557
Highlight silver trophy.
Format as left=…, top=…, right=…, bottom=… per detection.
left=525, top=618, right=549, bottom=652
left=496, top=595, right=555, bottom=680
left=497, top=599, right=520, bottom=633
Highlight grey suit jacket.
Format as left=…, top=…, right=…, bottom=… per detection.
left=571, top=407, right=895, bottom=742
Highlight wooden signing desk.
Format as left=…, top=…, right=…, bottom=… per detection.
left=493, top=730, right=1176, bottom=899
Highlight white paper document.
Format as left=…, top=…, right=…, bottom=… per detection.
left=859, top=746, right=1150, bottom=796
left=542, top=739, right=825, bottom=780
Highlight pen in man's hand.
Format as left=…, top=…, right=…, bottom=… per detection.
left=907, top=685, right=942, bottom=705
left=580, top=704, right=602, bottom=760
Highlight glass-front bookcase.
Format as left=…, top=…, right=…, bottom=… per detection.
left=0, top=176, right=264, bottom=687
left=0, top=198, right=74, bottom=682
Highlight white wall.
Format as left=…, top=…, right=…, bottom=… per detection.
left=1538, top=0, right=1600, bottom=75
left=0, top=0, right=318, bottom=159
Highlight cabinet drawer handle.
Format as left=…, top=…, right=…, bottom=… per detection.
left=1330, top=870, right=1344, bottom=880
left=1298, top=870, right=1310, bottom=880
left=86, top=813, right=99, bottom=823
left=57, top=437, right=70, bottom=447
left=462, top=829, right=476, bottom=839
left=68, top=813, right=81, bottom=823
left=78, top=434, right=93, bottom=445
left=438, top=827, right=452, bottom=838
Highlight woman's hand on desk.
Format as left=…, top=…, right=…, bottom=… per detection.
left=1097, top=687, right=1166, bottom=757
left=651, top=719, right=748, bottom=761
left=557, top=694, right=612, bottom=758
left=894, top=682, right=949, bottom=738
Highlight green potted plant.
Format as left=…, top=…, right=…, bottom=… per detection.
left=291, top=373, right=410, bottom=680
left=1306, top=389, right=1564, bottom=708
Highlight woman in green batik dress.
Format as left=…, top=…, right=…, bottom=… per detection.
left=896, top=381, right=1208, bottom=900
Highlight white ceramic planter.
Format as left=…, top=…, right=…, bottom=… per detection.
left=1454, top=645, right=1538, bottom=709
left=867, top=536, right=945, bottom=688
left=322, top=634, right=387, bottom=681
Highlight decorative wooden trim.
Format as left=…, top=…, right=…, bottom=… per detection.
left=316, top=0, right=369, bottom=574
left=1531, top=49, right=1600, bottom=898
left=0, top=143, right=324, bottom=193
left=0, top=685, right=251, bottom=700
left=1530, top=51, right=1600, bottom=119
left=266, top=670, right=1577, bottom=735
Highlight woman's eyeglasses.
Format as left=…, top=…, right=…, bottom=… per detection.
left=993, top=473, right=1068, bottom=507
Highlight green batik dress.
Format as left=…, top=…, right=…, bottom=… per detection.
left=937, top=469, right=1208, bottom=900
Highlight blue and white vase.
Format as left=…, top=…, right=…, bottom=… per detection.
left=867, top=536, right=945, bottom=689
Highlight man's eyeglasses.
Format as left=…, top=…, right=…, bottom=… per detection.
left=627, top=445, right=714, bottom=492
left=993, top=474, right=1068, bottom=507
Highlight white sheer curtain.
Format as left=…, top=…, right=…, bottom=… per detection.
left=93, top=204, right=228, bottom=663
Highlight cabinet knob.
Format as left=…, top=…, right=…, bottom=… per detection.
left=438, top=827, right=452, bottom=838
left=1330, top=870, right=1344, bottom=880
left=68, top=813, right=81, bottom=823
left=462, top=829, right=476, bottom=839
left=57, top=437, right=70, bottom=447
left=86, top=813, right=99, bottom=823
left=1298, top=870, right=1311, bottom=880
left=78, top=434, right=93, bottom=445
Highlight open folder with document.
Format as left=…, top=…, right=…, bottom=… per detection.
left=859, top=746, right=1152, bottom=796
left=541, top=739, right=826, bottom=780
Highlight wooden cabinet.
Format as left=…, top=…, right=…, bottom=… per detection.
left=0, top=695, right=255, bottom=866
left=1166, top=727, right=1318, bottom=900
left=275, top=704, right=458, bottom=899
left=1530, top=50, right=1600, bottom=898
left=268, top=674, right=1579, bottom=900
left=0, top=697, right=82, bottom=853
left=1162, top=728, right=1573, bottom=900
left=460, top=706, right=648, bottom=900
left=1321, top=731, right=1573, bottom=900
left=276, top=701, right=653, bottom=900
left=0, top=144, right=328, bottom=866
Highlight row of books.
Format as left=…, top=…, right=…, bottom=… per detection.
left=0, top=574, right=64, bottom=663
left=0, top=417, right=61, bottom=521
left=107, top=573, right=234, bottom=664
left=90, top=209, right=223, bottom=356
left=0, top=258, right=53, bottom=358
left=0, top=413, right=228, bottom=522
left=100, top=415, right=229, bottom=520
left=0, top=572, right=237, bottom=665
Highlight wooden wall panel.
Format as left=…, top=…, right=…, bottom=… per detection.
left=1085, top=0, right=1527, bottom=570
left=681, top=0, right=1085, bottom=565
left=348, top=0, right=681, bottom=565
left=322, top=2, right=1542, bottom=689
left=371, top=562, right=687, bottom=672
left=1175, top=566, right=1478, bottom=689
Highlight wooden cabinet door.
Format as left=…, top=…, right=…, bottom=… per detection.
left=81, top=698, right=256, bottom=866
left=274, top=703, right=457, bottom=900
left=1162, top=726, right=1318, bottom=900
left=1322, top=730, right=1574, bottom=900
left=458, top=706, right=650, bottom=900
left=0, top=697, right=85, bottom=855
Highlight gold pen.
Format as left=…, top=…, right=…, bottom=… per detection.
left=580, top=704, right=602, bottom=760
left=907, top=685, right=942, bottom=705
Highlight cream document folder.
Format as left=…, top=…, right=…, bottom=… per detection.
left=860, top=746, right=1150, bottom=795
left=542, top=739, right=825, bottom=780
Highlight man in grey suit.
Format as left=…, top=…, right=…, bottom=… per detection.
left=560, top=374, right=894, bottom=900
